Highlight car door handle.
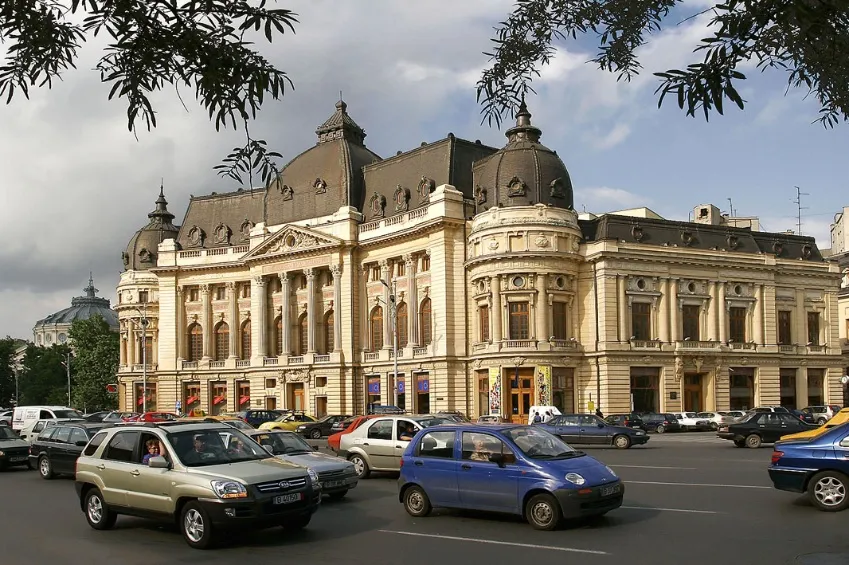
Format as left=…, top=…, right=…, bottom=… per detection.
left=362, top=442, right=369, bottom=446
left=414, top=461, right=423, bottom=466
left=130, top=470, right=140, bottom=476
left=461, top=464, right=472, bottom=470
left=395, top=445, right=405, bottom=449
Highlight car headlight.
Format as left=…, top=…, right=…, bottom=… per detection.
left=307, top=468, right=319, bottom=484
left=210, top=480, right=248, bottom=499
left=297, top=425, right=306, bottom=431
left=605, top=466, right=618, bottom=478
left=0, top=450, right=4, bottom=456
left=565, top=472, right=585, bottom=486
left=635, top=431, right=645, bottom=435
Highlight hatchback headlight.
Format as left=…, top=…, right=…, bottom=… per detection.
left=307, top=468, right=319, bottom=484
left=210, top=480, right=248, bottom=499
left=605, top=466, right=618, bottom=478
left=565, top=472, right=585, bottom=485
left=0, top=450, right=5, bottom=457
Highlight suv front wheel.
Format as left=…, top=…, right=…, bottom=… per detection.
left=181, top=502, right=215, bottom=549
left=84, top=488, right=117, bottom=530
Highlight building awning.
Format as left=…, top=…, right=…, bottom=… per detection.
left=213, top=396, right=226, bottom=405
left=239, top=395, right=250, bottom=405
left=186, top=395, right=198, bottom=405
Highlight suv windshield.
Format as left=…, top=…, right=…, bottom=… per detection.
left=251, top=432, right=313, bottom=455
left=168, top=429, right=270, bottom=467
left=0, top=427, right=18, bottom=440
left=503, top=426, right=582, bottom=460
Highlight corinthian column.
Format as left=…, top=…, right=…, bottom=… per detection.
left=252, top=276, right=268, bottom=358
left=659, top=278, right=670, bottom=342
left=379, top=260, right=391, bottom=348
left=305, top=268, right=316, bottom=353
left=200, top=284, right=211, bottom=359
left=536, top=273, right=548, bottom=342
left=279, top=272, right=291, bottom=355
left=331, top=264, right=343, bottom=352
left=491, top=275, right=503, bottom=344
left=618, top=275, right=628, bottom=342
left=405, top=255, right=418, bottom=345
left=227, top=282, right=238, bottom=358
left=718, top=283, right=728, bottom=343
left=176, top=286, right=185, bottom=361
left=753, top=284, right=764, bottom=345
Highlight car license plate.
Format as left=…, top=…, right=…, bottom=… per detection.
left=719, top=427, right=728, bottom=432
left=10, top=457, right=26, bottom=462
left=323, top=479, right=345, bottom=488
left=600, top=484, right=620, bottom=497
left=273, top=493, right=302, bottom=505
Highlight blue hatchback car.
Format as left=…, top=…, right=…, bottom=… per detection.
left=768, top=421, right=849, bottom=512
left=398, top=424, right=623, bottom=530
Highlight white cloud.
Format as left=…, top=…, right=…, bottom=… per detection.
left=588, top=123, right=632, bottom=149
left=574, top=186, right=649, bottom=214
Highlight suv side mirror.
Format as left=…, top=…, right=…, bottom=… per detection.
left=148, top=456, right=170, bottom=469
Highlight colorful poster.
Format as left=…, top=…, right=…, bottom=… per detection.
left=536, top=365, right=552, bottom=406
left=488, top=367, right=501, bottom=415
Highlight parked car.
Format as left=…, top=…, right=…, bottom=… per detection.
left=802, top=405, right=842, bottom=425
left=781, top=408, right=849, bottom=442
left=0, top=410, right=15, bottom=426
left=398, top=424, right=624, bottom=530
left=748, top=406, right=791, bottom=414
left=604, top=413, right=645, bottom=430
left=295, top=415, right=351, bottom=439
left=717, top=411, right=816, bottom=448
left=329, top=416, right=356, bottom=434
left=74, top=422, right=321, bottom=549
left=769, top=422, right=849, bottom=511
left=259, top=412, right=317, bottom=432
left=538, top=414, right=649, bottom=449
left=0, top=425, right=30, bottom=470
left=234, top=409, right=285, bottom=428
left=636, top=413, right=682, bottom=434
left=788, top=409, right=816, bottom=425
left=670, top=412, right=712, bottom=431
left=327, top=415, right=379, bottom=452
left=477, top=414, right=508, bottom=424
left=29, top=422, right=111, bottom=479
left=246, top=429, right=358, bottom=499
left=435, top=411, right=471, bottom=423
left=123, top=412, right=178, bottom=423
left=82, top=411, right=111, bottom=423
left=366, top=404, right=405, bottom=415
left=696, top=412, right=736, bottom=431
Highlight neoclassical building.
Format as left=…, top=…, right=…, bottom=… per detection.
left=33, top=275, right=118, bottom=347
left=115, top=98, right=845, bottom=419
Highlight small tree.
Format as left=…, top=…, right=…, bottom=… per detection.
left=69, top=316, right=119, bottom=412
left=0, top=338, right=17, bottom=407
left=19, top=344, right=71, bottom=406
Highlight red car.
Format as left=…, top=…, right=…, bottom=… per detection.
left=327, top=415, right=379, bottom=452
left=122, top=412, right=178, bottom=423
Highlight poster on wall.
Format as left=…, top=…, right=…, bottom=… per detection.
left=488, top=367, right=501, bottom=415
left=536, top=365, right=552, bottom=406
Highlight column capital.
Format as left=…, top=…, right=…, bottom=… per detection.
left=403, top=254, right=415, bottom=266
left=279, top=271, right=290, bottom=283
left=303, top=268, right=316, bottom=279
left=378, top=259, right=390, bottom=270
left=225, top=281, right=236, bottom=290
left=254, top=276, right=266, bottom=287
left=177, top=286, right=184, bottom=295
left=200, top=284, right=210, bottom=293
left=331, top=264, right=343, bottom=277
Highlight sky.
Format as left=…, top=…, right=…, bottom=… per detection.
left=1, top=0, right=848, bottom=340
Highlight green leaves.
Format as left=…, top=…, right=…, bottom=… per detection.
left=480, top=0, right=849, bottom=128
left=214, top=136, right=282, bottom=187
left=0, top=1, right=298, bottom=186
left=68, top=316, right=119, bottom=412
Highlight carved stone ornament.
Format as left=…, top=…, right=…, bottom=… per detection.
left=314, top=178, right=327, bottom=194
left=726, top=233, right=739, bottom=250
left=187, top=225, right=205, bottom=247
left=772, top=241, right=784, bottom=256
left=674, top=357, right=684, bottom=382
left=268, top=229, right=321, bottom=253
left=285, top=369, right=311, bottom=383
left=535, top=235, right=550, bottom=248
left=549, top=178, right=565, bottom=199
left=138, top=248, right=154, bottom=263
left=631, top=225, right=644, bottom=242
left=474, top=185, right=487, bottom=205
left=369, top=192, right=387, bottom=218
left=802, top=244, right=812, bottom=259
left=693, top=356, right=704, bottom=372
left=213, top=223, right=231, bottom=245
left=121, top=251, right=130, bottom=267
left=394, top=185, right=410, bottom=212
left=418, top=176, right=435, bottom=200
left=279, top=184, right=294, bottom=201
left=510, top=356, right=526, bottom=366
left=488, top=240, right=499, bottom=251
left=506, top=176, right=527, bottom=197
left=240, top=218, right=254, bottom=241
left=680, top=230, right=693, bottom=246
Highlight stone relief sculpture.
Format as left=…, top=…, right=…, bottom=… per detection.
left=279, top=184, right=294, bottom=201
left=314, top=178, right=327, bottom=194
left=394, top=185, right=410, bottom=212
left=369, top=192, right=387, bottom=218
left=213, top=223, right=231, bottom=245
left=549, top=178, right=565, bottom=199
left=474, top=185, right=487, bottom=205
left=240, top=219, right=254, bottom=241
left=187, top=225, right=205, bottom=247
left=418, top=176, right=435, bottom=200
left=506, top=176, right=527, bottom=197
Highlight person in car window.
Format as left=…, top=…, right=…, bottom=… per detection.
left=399, top=423, right=416, bottom=441
left=181, top=434, right=217, bottom=464
left=142, top=439, right=160, bottom=464
left=469, top=437, right=490, bottom=461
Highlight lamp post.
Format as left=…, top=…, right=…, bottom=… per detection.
left=380, top=278, right=399, bottom=409
left=60, top=353, right=71, bottom=407
left=132, top=301, right=150, bottom=413
left=13, top=366, right=18, bottom=407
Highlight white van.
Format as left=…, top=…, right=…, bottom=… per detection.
left=12, top=406, right=82, bottom=431
left=528, top=405, right=562, bottom=424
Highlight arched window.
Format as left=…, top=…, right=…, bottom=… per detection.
left=297, top=313, right=308, bottom=355
left=370, top=306, right=384, bottom=352
left=187, top=323, right=203, bottom=362
left=419, top=298, right=432, bottom=345
left=240, top=320, right=251, bottom=359
left=324, top=310, right=334, bottom=353
left=214, top=322, right=229, bottom=361
left=396, top=302, right=408, bottom=347
left=274, top=316, right=283, bottom=356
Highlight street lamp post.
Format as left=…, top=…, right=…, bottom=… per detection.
left=62, top=353, right=71, bottom=407
left=13, top=366, right=18, bottom=407
left=134, top=301, right=150, bottom=414
left=380, top=278, right=399, bottom=409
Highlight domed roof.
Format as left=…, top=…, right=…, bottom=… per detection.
left=34, top=274, right=119, bottom=330
left=472, top=97, right=574, bottom=213
left=124, top=186, right=180, bottom=270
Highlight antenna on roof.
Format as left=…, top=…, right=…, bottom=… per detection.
left=793, top=186, right=809, bottom=236
left=727, top=197, right=734, bottom=217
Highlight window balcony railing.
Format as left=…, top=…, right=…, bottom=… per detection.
left=131, top=364, right=157, bottom=371
left=503, top=340, right=537, bottom=349
left=236, top=360, right=250, bottom=368
left=779, top=344, right=796, bottom=353
left=209, top=361, right=225, bottom=368
left=314, top=355, right=331, bottom=363
left=631, top=340, right=661, bottom=349
left=263, top=357, right=278, bottom=366
left=413, top=346, right=429, bottom=357
left=549, top=339, right=579, bottom=349
left=807, top=345, right=826, bottom=353
left=729, top=342, right=757, bottom=350
left=182, top=361, right=198, bottom=369
left=676, top=340, right=720, bottom=350
left=364, top=352, right=379, bottom=361
left=288, top=356, right=305, bottom=365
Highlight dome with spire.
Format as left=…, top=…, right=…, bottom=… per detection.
left=124, top=185, right=180, bottom=271
left=33, top=274, right=119, bottom=346
left=472, top=97, right=574, bottom=213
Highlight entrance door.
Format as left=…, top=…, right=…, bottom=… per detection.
left=683, top=374, right=702, bottom=412
left=265, top=396, right=277, bottom=410
left=289, top=384, right=305, bottom=411
left=508, top=369, right=534, bottom=423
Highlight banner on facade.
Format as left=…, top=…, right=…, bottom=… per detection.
left=488, top=367, right=501, bottom=415
left=367, top=378, right=380, bottom=395
left=536, top=365, right=552, bottom=406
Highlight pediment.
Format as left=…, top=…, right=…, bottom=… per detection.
left=242, top=224, right=343, bottom=261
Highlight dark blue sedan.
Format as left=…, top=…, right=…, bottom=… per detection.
left=768, top=421, right=849, bottom=512
left=538, top=414, right=649, bottom=449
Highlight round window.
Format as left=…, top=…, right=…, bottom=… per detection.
left=58, top=333, right=67, bottom=343
left=478, top=281, right=486, bottom=293
left=636, top=278, right=646, bottom=290
left=512, top=276, right=525, bottom=288
left=687, top=282, right=696, bottom=293
left=734, top=284, right=743, bottom=295
left=285, top=235, right=297, bottom=247
left=555, top=276, right=565, bottom=289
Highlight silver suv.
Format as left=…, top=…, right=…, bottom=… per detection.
left=74, top=422, right=321, bottom=548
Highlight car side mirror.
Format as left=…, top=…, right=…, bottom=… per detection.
left=148, top=456, right=170, bottom=469
left=75, top=440, right=88, bottom=447
left=488, top=452, right=505, bottom=467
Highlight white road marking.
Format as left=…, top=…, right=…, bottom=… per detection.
left=620, top=505, right=721, bottom=514
left=628, top=480, right=771, bottom=489
left=611, top=465, right=696, bottom=470
left=378, top=530, right=609, bottom=555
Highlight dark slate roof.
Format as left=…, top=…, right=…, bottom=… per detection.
left=34, top=275, right=119, bottom=329
left=177, top=189, right=264, bottom=250
left=580, top=214, right=825, bottom=261
left=124, top=187, right=180, bottom=270
left=360, top=135, right=498, bottom=221
left=472, top=98, right=574, bottom=214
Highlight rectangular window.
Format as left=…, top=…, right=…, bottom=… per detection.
left=479, top=305, right=490, bottom=342
left=778, top=311, right=792, bottom=345
left=211, top=382, right=227, bottom=416
left=508, top=302, right=530, bottom=340
left=238, top=381, right=250, bottom=410
left=242, top=284, right=251, bottom=299
left=807, top=311, right=820, bottom=345
left=729, top=307, right=747, bottom=343
left=189, top=288, right=199, bottom=302
left=215, top=287, right=226, bottom=300
left=417, top=430, right=456, bottom=458
left=370, top=266, right=380, bottom=281
left=631, top=302, right=651, bottom=340
left=682, top=305, right=700, bottom=341
left=552, top=302, right=567, bottom=340
left=138, top=290, right=149, bottom=303
left=396, top=262, right=405, bottom=277
left=421, top=256, right=430, bottom=272
left=265, top=378, right=276, bottom=389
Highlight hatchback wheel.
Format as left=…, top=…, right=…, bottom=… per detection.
left=181, top=502, right=215, bottom=549
left=710, top=422, right=718, bottom=431
left=817, top=417, right=827, bottom=425
left=655, top=424, right=665, bottom=434
left=403, top=485, right=432, bottom=517
left=613, top=435, right=631, bottom=449
left=745, top=434, right=762, bottom=449
left=349, top=454, right=370, bottom=479
left=310, top=428, right=322, bottom=439
left=525, top=493, right=562, bottom=531
left=39, top=455, right=53, bottom=479
left=808, top=471, right=849, bottom=512
left=84, top=489, right=117, bottom=530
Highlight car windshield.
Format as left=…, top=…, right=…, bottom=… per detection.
left=272, top=413, right=296, bottom=422
left=251, top=432, right=313, bottom=455
left=168, top=429, right=270, bottom=467
left=685, top=413, right=697, bottom=418
left=412, top=417, right=451, bottom=428
left=54, top=410, right=83, bottom=419
left=315, top=415, right=334, bottom=424
left=224, top=420, right=253, bottom=430
left=738, top=413, right=760, bottom=423
left=0, top=427, right=18, bottom=440
left=502, top=426, right=582, bottom=460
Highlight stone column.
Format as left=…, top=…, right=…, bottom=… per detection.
left=491, top=275, right=503, bottom=344
left=405, top=255, right=418, bottom=345
left=199, top=284, right=211, bottom=359
left=252, top=276, right=268, bottom=358
left=795, top=289, right=806, bottom=344
left=279, top=272, right=291, bottom=355
left=379, top=260, right=391, bottom=348
left=707, top=281, right=718, bottom=340
left=176, top=287, right=185, bottom=361
left=227, top=282, right=238, bottom=358
left=753, top=284, right=764, bottom=345
left=331, top=265, right=343, bottom=352
left=669, top=279, right=680, bottom=341
left=659, top=278, right=670, bottom=342
left=360, top=266, right=370, bottom=351
left=127, top=321, right=136, bottom=366
left=718, top=283, right=728, bottom=343
left=617, top=275, right=628, bottom=342
left=795, top=368, right=809, bottom=408
left=536, top=273, right=548, bottom=342
left=305, top=268, right=317, bottom=353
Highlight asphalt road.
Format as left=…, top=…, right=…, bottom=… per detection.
left=2, top=434, right=848, bottom=565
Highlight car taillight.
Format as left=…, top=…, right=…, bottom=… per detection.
left=771, top=451, right=784, bottom=465
left=663, top=420, right=669, bottom=424
left=624, top=419, right=630, bottom=426
left=399, top=458, right=404, bottom=467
